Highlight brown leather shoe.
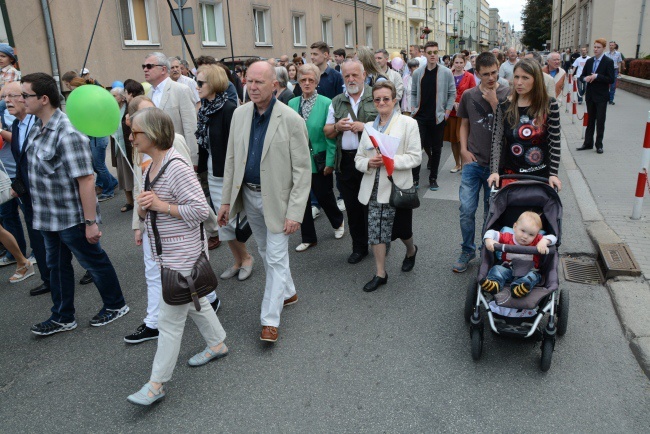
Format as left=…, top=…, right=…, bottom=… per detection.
left=283, top=294, right=298, bottom=306
left=260, top=326, right=278, bottom=342
left=208, top=236, right=221, bottom=250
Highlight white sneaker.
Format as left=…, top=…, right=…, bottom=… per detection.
left=337, top=198, right=346, bottom=211
left=334, top=222, right=345, bottom=239
left=295, top=242, right=317, bottom=252
left=311, top=206, right=321, bottom=220
left=28, top=253, right=37, bottom=264
left=0, top=256, right=17, bottom=267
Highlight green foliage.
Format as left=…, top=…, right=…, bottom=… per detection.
left=521, top=0, right=552, bottom=50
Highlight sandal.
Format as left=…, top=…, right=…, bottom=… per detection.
left=121, top=203, right=134, bottom=213
left=188, top=344, right=229, bottom=367
left=10, top=261, right=35, bottom=284
left=127, top=383, right=165, bottom=406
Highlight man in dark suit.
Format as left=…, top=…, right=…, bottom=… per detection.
left=2, top=81, right=50, bottom=295
left=577, top=38, right=615, bottom=154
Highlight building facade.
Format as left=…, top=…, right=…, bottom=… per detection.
left=2, top=0, right=380, bottom=86
left=479, top=0, right=490, bottom=52
left=551, top=0, right=650, bottom=58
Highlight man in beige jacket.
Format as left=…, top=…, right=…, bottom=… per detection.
left=219, top=61, right=311, bottom=343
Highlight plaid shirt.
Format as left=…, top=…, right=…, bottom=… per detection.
left=1, top=65, right=20, bottom=89
left=26, top=109, right=98, bottom=231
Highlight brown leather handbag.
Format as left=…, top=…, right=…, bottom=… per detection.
left=146, top=158, right=218, bottom=311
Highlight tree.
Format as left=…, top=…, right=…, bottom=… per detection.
left=521, top=0, right=552, bottom=50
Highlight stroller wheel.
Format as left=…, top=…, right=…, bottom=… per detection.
left=470, top=327, right=483, bottom=361
left=557, top=290, right=569, bottom=336
left=540, top=337, right=555, bottom=372
left=464, top=282, right=479, bottom=323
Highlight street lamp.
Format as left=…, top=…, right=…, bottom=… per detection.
left=444, top=1, right=452, bottom=55
left=453, top=11, right=460, bottom=53
left=470, top=21, right=476, bottom=52
left=430, top=1, right=436, bottom=44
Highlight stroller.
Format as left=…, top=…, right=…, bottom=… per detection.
left=464, top=175, right=569, bottom=372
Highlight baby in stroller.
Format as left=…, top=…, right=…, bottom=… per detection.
left=479, top=211, right=557, bottom=298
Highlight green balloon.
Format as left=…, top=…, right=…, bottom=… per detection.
left=66, top=85, right=121, bottom=137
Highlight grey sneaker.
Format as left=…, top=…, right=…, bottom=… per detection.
left=89, top=305, right=129, bottom=327
left=452, top=251, right=476, bottom=273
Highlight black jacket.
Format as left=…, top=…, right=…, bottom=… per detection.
left=197, top=99, right=237, bottom=177
left=580, top=55, right=615, bottom=103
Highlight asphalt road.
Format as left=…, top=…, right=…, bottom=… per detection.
left=1, top=148, right=649, bottom=432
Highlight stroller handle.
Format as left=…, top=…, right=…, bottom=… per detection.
left=493, top=243, right=556, bottom=256
left=490, top=174, right=559, bottom=193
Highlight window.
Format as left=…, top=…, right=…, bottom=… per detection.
left=411, top=0, right=417, bottom=6
left=119, top=0, right=159, bottom=45
left=253, top=7, right=271, bottom=45
left=345, top=21, right=353, bottom=48
left=200, top=1, right=225, bottom=46
left=365, top=25, right=373, bottom=48
left=293, top=13, right=306, bottom=46
left=322, top=17, right=333, bottom=46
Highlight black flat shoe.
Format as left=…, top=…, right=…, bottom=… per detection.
left=363, top=273, right=388, bottom=292
left=348, top=251, right=368, bottom=264
left=596, top=148, right=604, bottom=154
left=79, top=271, right=93, bottom=285
left=575, top=145, right=593, bottom=151
left=30, top=283, right=50, bottom=296
left=402, top=245, right=418, bottom=272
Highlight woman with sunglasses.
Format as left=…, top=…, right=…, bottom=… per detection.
left=355, top=81, right=421, bottom=292
left=487, top=58, right=562, bottom=191
left=196, top=64, right=254, bottom=280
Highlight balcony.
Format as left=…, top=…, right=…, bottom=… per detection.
left=408, top=6, right=427, bottom=22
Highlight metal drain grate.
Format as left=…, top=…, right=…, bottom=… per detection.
left=562, top=257, right=604, bottom=284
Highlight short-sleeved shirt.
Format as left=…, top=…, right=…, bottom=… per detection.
left=456, top=84, right=510, bottom=167
left=604, top=50, right=624, bottom=70
left=25, top=109, right=97, bottom=231
left=243, top=97, right=276, bottom=185
left=326, top=88, right=365, bottom=150
left=499, top=60, right=518, bottom=82
left=572, top=56, right=590, bottom=77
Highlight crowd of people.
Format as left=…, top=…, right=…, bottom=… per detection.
left=0, top=35, right=620, bottom=405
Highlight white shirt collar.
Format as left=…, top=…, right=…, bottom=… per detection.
left=152, top=77, right=170, bottom=92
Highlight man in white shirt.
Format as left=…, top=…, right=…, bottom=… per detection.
left=374, top=49, right=404, bottom=104
left=572, top=46, right=590, bottom=104
left=499, top=47, right=519, bottom=83
left=605, top=41, right=625, bottom=105
left=170, top=56, right=200, bottom=108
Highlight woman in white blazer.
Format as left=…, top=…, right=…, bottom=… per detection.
left=355, top=81, right=422, bottom=292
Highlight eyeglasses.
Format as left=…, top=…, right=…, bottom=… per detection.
left=425, top=50, right=439, bottom=55
left=197, top=80, right=206, bottom=88
left=130, top=130, right=146, bottom=138
left=3, top=93, right=21, bottom=99
left=373, top=97, right=393, bottom=103
left=21, top=92, right=40, bottom=99
left=142, top=64, right=164, bottom=70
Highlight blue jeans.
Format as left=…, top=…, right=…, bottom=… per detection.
left=609, top=70, right=618, bottom=102
left=459, top=162, right=490, bottom=254
left=0, top=194, right=26, bottom=260
left=42, top=224, right=125, bottom=323
left=487, top=264, right=541, bottom=290
left=90, top=136, right=118, bottom=196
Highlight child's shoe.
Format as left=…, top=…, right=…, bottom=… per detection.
left=511, top=282, right=532, bottom=298
left=479, top=278, right=501, bottom=294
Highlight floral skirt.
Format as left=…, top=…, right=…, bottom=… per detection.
left=367, top=172, right=413, bottom=245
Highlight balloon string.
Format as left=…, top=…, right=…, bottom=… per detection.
left=115, top=139, right=142, bottom=193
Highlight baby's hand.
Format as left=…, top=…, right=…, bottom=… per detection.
left=537, top=238, right=550, bottom=254
left=485, top=238, right=496, bottom=252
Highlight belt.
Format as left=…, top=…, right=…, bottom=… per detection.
left=245, top=183, right=262, bottom=192
left=342, top=150, right=357, bottom=155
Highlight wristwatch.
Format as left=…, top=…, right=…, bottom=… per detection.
left=84, top=219, right=97, bottom=226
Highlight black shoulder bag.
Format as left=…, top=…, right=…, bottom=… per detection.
left=388, top=175, right=420, bottom=210
left=146, top=158, right=218, bottom=311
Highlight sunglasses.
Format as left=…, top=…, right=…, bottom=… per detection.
left=373, top=97, right=393, bottom=103
left=197, top=80, right=206, bottom=88
left=142, top=63, right=164, bottom=70
left=425, top=50, right=439, bottom=55
left=21, top=92, right=40, bottom=99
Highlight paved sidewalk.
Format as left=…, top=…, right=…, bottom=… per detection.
left=560, top=88, right=650, bottom=279
left=560, top=86, right=650, bottom=378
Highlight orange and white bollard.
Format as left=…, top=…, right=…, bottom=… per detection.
left=566, top=88, right=572, bottom=113
left=581, top=112, right=589, bottom=138
left=572, top=101, right=577, bottom=124
left=572, top=78, right=578, bottom=102
left=632, top=111, right=650, bottom=220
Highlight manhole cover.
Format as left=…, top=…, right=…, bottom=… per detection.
left=598, top=243, right=642, bottom=279
left=561, top=258, right=604, bottom=284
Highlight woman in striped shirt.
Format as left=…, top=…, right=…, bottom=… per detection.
left=127, top=107, right=228, bottom=406
left=488, top=58, right=562, bottom=191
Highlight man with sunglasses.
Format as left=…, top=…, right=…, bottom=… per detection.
left=143, top=52, right=198, bottom=167
left=20, top=72, right=129, bottom=336
left=410, top=41, right=456, bottom=191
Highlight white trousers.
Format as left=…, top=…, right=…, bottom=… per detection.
left=207, top=158, right=236, bottom=241
left=150, top=295, right=227, bottom=383
left=243, top=187, right=296, bottom=327
left=142, top=230, right=216, bottom=330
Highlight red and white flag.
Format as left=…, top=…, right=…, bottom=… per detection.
left=364, top=125, right=400, bottom=176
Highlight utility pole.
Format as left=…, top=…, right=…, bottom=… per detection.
left=557, top=0, right=563, bottom=51
left=354, top=0, right=359, bottom=47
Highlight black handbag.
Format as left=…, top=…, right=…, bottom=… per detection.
left=309, top=140, right=327, bottom=173
left=388, top=175, right=420, bottom=210
left=146, top=158, right=218, bottom=311
left=235, top=213, right=252, bottom=242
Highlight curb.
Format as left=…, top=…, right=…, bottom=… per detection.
left=561, top=128, right=650, bottom=380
